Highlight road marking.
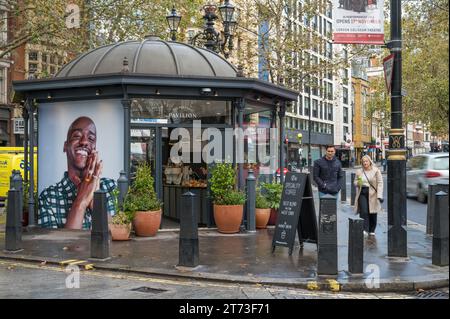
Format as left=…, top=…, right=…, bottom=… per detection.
left=59, top=259, right=78, bottom=265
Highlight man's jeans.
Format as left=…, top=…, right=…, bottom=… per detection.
left=319, top=191, right=339, bottom=199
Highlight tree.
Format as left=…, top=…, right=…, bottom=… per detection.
left=1, top=0, right=205, bottom=60
left=401, top=0, right=449, bottom=135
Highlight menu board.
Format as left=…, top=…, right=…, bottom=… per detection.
left=272, top=172, right=318, bottom=255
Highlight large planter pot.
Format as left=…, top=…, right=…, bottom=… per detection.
left=255, top=208, right=271, bottom=229
left=213, top=204, right=243, bottom=234
left=133, top=209, right=162, bottom=237
left=110, top=223, right=131, bottom=241
left=267, top=208, right=278, bottom=226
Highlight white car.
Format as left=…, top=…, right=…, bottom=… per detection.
left=406, top=153, right=449, bottom=202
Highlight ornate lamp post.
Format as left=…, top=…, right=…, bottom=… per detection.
left=166, top=6, right=182, bottom=41
left=170, top=1, right=238, bottom=58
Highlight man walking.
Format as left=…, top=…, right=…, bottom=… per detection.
left=313, top=145, right=344, bottom=199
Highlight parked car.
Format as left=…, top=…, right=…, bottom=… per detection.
left=406, top=153, right=449, bottom=203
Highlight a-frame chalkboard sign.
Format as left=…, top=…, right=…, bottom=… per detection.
left=271, top=172, right=318, bottom=255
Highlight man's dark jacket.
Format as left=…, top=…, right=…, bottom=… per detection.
left=313, top=156, right=344, bottom=195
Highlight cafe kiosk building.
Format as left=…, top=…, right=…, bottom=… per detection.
left=13, top=37, right=298, bottom=227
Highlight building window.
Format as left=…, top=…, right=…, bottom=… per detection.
left=298, top=96, right=303, bottom=115
left=320, top=102, right=323, bottom=120
left=312, top=99, right=318, bottom=118
left=343, top=107, right=349, bottom=124
left=28, top=63, right=38, bottom=74
left=326, top=42, right=332, bottom=59
left=327, top=82, right=333, bottom=100
left=304, top=97, right=310, bottom=116
left=326, top=1, right=332, bottom=18
left=28, top=51, right=38, bottom=61
left=327, top=103, right=333, bottom=121
left=311, top=76, right=319, bottom=96
left=343, top=87, right=348, bottom=105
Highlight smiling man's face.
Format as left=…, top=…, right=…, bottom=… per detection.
left=64, top=117, right=96, bottom=171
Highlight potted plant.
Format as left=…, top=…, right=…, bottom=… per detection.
left=210, top=163, right=246, bottom=233
left=261, top=182, right=283, bottom=225
left=109, top=189, right=133, bottom=240
left=124, top=163, right=162, bottom=237
left=255, top=191, right=271, bottom=229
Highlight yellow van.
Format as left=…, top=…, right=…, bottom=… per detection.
left=0, top=148, right=37, bottom=200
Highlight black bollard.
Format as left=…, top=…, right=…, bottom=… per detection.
left=178, top=191, right=199, bottom=267
left=427, top=183, right=449, bottom=235
left=90, top=190, right=110, bottom=259
left=341, top=171, right=347, bottom=203
left=246, top=169, right=256, bottom=232
left=432, top=191, right=448, bottom=266
left=10, top=170, right=23, bottom=214
left=318, top=194, right=338, bottom=275
left=5, top=189, right=22, bottom=252
left=348, top=217, right=364, bottom=274
left=351, top=173, right=356, bottom=206
left=117, top=170, right=129, bottom=208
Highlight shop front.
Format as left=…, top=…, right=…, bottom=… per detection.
left=13, top=37, right=298, bottom=229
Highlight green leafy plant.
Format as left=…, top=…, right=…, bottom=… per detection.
left=110, top=189, right=133, bottom=225
left=255, top=192, right=270, bottom=209
left=123, top=163, right=161, bottom=213
left=209, top=163, right=246, bottom=205
left=261, top=182, right=283, bottom=210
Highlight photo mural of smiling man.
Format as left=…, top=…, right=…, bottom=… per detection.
left=38, top=116, right=117, bottom=229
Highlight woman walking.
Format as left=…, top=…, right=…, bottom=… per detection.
left=354, top=155, right=384, bottom=236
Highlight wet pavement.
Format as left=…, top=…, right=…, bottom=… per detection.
left=0, top=197, right=447, bottom=293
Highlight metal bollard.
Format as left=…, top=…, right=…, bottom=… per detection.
left=318, top=194, right=338, bottom=275
left=90, top=190, right=110, bottom=259
left=432, top=191, right=448, bottom=266
left=351, top=173, right=356, bottom=206
left=246, top=169, right=256, bottom=232
left=117, top=170, right=129, bottom=208
left=341, top=171, right=347, bottom=202
left=178, top=191, right=199, bottom=267
left=10, top=170, right=23, bottom=214
left=348, top=217, right=364, bottom=274
left=5, top=189, right=22, bottom=252
left=427, top=183, right=449, bottom=235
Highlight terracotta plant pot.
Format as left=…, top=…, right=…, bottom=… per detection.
left=267, top=208, right=278, bottom=226
left=213, top=204, right=243, bottom=234
left=133, top=209, right=162, bottom=237
left=255, top=208, right=271, bottom=229
left=110, top=223, right=131, bottom=241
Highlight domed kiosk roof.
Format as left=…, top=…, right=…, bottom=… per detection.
left=57, top=36, right=237, bottom=78
left=13, top=37, right=298, bottom=103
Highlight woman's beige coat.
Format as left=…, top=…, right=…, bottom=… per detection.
left=353, top=166, right=384, bottom=214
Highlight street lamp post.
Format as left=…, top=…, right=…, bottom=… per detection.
left=307, top=84, right=312, bottom=172
left=166, top=6, right=182, bottom=41
left=171, top=1, right=238, bottom=58
left=387, top=0, right=407, bottom=257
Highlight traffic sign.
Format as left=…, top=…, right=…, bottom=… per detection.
left=383, top=54, right=395, bottom=93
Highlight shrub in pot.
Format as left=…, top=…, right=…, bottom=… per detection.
left=261, top=182, right=283, bottom=225
left=255, top=192, right=271, bottom=229
left=109, top=189, right=133, bottom=240
left=210, top=163, right=246, bottom=233
left=124, top=163, right=162, bottom=237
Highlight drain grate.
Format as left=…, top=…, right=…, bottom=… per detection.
left=131, top=286, right=168, bottom=294
left=416, top=290, right=449, bottom=299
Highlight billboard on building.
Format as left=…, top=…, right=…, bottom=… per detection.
left=38, top=100, right=124, bottom=230
left=332, top=0, right=385, bottom=45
